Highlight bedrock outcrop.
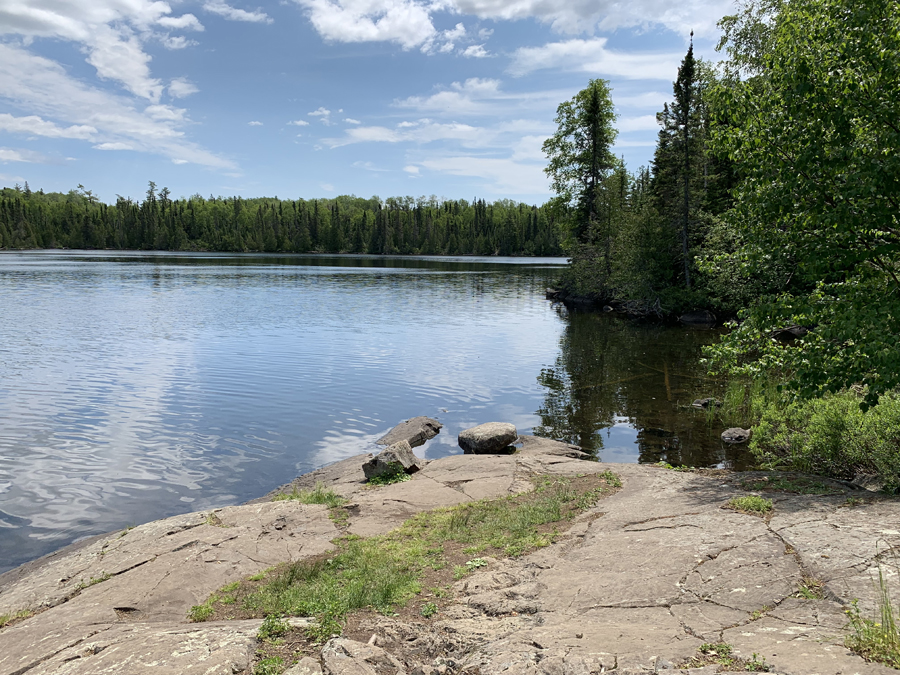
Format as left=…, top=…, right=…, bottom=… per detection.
left=1, top=436, right=898, bottom=675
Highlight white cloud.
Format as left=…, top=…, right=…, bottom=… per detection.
left=203, top=2, right=273, bottom=24
left=344, top=118, right=361, bottom=124
left=416, top=155, right=548, bottom=195
left=292, top=0, right=436, bottom=49
left=308, top=107, right=332, bottom=124
left=248, top=120, right=263, bottom=126
left=94, top=142, right=134, bottom=150
left=172, top=158, right=189, bottom=164
left=446, top=0, right=730, bottom=36
left=461, top=44, right=490, bottom=58
left=0, top=1, right=205, bottom=102
left=288, top=119, right=310, bottom=126
left=509, top=38, right=682, bottom=79
left=617, top=114, right=660, bottom=132
left=404, top=165, right=419, bottom=175
left=0, top=43, right=234, bottom=169
left=352, top=160, right=389, bottom=171
left=321, top=182, right=335, bottom=191
left=168, top=78, right=199, bottom=98
left=161, top=35, right=197, bottom=50
left=323, top=120, right=488, bottom=148
left=396, top=78, right=501, bottom=115
left=0, top=113, right=97, bottom=139
left=0, top=147, right=55, bottom=163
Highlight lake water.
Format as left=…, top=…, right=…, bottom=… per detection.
left=0, top=251, right=747, bottom=574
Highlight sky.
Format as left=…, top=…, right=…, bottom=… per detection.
left=0, top=0, right=736, bottom=204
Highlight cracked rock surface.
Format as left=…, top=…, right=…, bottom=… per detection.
left=1, top=436, right=898, bottom=674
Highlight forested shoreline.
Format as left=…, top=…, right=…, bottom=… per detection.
left=0, top=188, right=563, bottom=257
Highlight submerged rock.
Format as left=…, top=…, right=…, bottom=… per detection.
left=692, top=398, right=722, bottom=409
left=376, top=417, right=442, bottom=449
left=458, top=422, right=518, bottom=454
left=721, top=427, right=752, bottom=443
left=678, top=310, right=716, bottom=327
left=362, top=440, right=423, bottom=480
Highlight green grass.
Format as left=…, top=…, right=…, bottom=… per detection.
left=192, top=473, right=620, bottom=642
left=655, top=461, right=694, bottom=472
left=796, top=575, right=826, bottom=600
left=421, top=602, right=438, bottom=618
left=846, top=566, right=900, bottom=668
left=272, top=482, right=347, bottom=508
left=254, top=656, right=284, bottom=675
left=724, top=495, right=773, bottom=516
left=681, top=642, right=770, bottom=671
left=0, top=609, right=32, bottom=629
left=366, top=463, right=412, bottom=486
left=74, top=572, right=112, bottom=591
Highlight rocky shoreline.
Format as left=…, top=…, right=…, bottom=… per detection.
left=1, top=419, right=898, bottom=674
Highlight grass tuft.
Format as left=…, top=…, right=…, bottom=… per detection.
left=0, top=609, right=32, bottom=630
left=681, top=642, right=769, bottom=671
left=273, top=482, right=347, bottom=508
left=845, top=564, right=900, bottom=667
left=366, top=463, right=412, bottom=487
left=724, top=495, right=773, bottom=516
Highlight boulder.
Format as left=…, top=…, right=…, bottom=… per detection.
left=458, top=423, right=518, bottom=454
left=321, top=638, right=406, bottom=675
left=285, top=656, right=324, bottom=675
left=691, top=398, right=721, bottom=409
left=770, top=325, right=810, bottom=343
left=678, top=310, right=716, bottom=327
left=362, top=440, right=422, bottom=480
left=721, top=427, right=752, bottom=444
left=376, top=417, right=442, bottom=448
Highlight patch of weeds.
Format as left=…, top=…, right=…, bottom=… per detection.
left=750, top=606, right=772, bottom=621
left=258, top=614, right=291, bottom=642
left=680, top=642, right=769, bottom=671
left=843, top=496, right=869, bottom=508
left=655, top=461, right=693, bottom=472
left=366, top=463, right=412, bottom=487
left=273, top=482, right=347, bottom=508
left=845, top=565, right=900, bottom=668
left=724, top=495, right=773, bottom=516
left=598, top=470, right=622, bottom=487
left=205, top=512, right=228, bottom=527
left=796, top=575, right=826, bottom=600
left=421, top=602, right=438, bottom=618
left=0, top=609, right=33, bottom=630
left=74, top=572, right=112, bottom=591
left=254, top=656, right=284, bottom=675
left=741, top=474, right=840, bottom=495
left=192, top=472, right=620, bottom=644
left=430, top=586, right=451, bottom=598
left=249, top=568, right=274, bottom=582
left=329, top=507, right=351, bottom=529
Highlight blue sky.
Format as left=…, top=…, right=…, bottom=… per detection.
left=0, top=0, right=734, bottom=204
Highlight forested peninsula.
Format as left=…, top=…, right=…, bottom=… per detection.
left=0, top=188, right=563, bottom=257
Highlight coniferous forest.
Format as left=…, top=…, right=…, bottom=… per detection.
left=0, top=187, right=563, bottom=257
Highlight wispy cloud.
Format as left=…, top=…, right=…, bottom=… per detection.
left=0, top=114, right=97, bottom=140
left=203, top=1, right=273, bottom=24
left=508, top=38, right=682, bottom=79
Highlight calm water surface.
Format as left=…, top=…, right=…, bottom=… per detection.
left=0, top=251, right=747, bottom=573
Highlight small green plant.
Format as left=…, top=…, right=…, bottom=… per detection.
left=421, top=602, right=438, bottom=618
left=248, top=569, right=273, bottom=582
left=796, top=575, right=826, bottom=600
left=257, top=614, right=290, bottom=641
left=74, top=572, right=112, bottom=591
left=750, top=606, right=771, bottom=621
left=655, top=461, right=693, bottom=472
left=452, top=565, right=468, bottom=581
left=205, top=512, right=228, bottom=527
left=845, top=565, right=900, bottom=667
left=745, top=653, right=770, bottom=672
left=599, top=470, right=622, bottom=487
left=465, top=558, right=489, bottom=570
left=0, top=609, right=32, bottom=629
left=430, top=586, right=450, bottom=598
left=254, top=656, right=284, bottom=675
left=724, top=495, right=773, bottom=516
left=682, top=642, right=769, bottom=671
left=273, top=482, right=347, bottom=508
left=189, top=601, right=216, bottom=622
left=366, top=463, right=412, bottom=486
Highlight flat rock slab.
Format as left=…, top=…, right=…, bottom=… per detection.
left=376, top=417, right=442, bottom=448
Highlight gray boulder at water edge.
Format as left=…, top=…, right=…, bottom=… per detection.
left=458, top=422, right=518, bottom=454
left=721, top=427, right=752, bottom=444
left=362, top=440, right=423, bottom=480
left=376, top=416, right=442, bottom=448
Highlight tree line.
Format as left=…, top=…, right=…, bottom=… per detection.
left=0, top=186, right=563, bottom=257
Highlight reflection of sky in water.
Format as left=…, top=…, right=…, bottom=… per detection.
left=0, top=252, right=570, bottom=572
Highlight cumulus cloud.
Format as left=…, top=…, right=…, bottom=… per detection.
left=0, top=43, right=234, bottom=169
left=288, top=119, right=310, bottom=126
left=0, top=0, right=205, bottom=102
left=168, top=78, right=199, bottom=98
left=248, top=120, right=263, bottom=126
left=161, top=35, right=197, bottom=49
left=0, top=113, right=97, bottom=139
left=344, top=118, right=361, bottom=124
left=617, top=114, right=660, bottom=132
left=308, top=107, right=332, bottom=124
left=203, top=2, right=273, bottom=24
left=508, top=38, right=682, bottom=79
left=292, top=0, right=436, bottom=49
left=416, top=155, right=548, bottom=194
left=461, top=44, right=490, bottom=58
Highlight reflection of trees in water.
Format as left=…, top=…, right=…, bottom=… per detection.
left=534, top=309, right=750, bottom=467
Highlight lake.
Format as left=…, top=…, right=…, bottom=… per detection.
left=0, top=251, right=746, bottom=574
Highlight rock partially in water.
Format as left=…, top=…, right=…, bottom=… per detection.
left=458, top=423, right=518, bottom=454
left=363, top=440, right=422, bottom=480
left=678, top=310, right=717, bottom=327
left=721, top=427, right=752, bottom=444
left=376, top=417, right=442, bottom=449
left=692, top=398, right=721, bottom=409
